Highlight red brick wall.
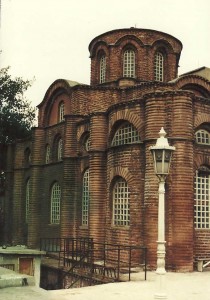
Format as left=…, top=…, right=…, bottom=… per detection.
left=89, top=28, right=182, bottom=85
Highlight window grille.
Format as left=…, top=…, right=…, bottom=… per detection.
left=111, top=123, right=141, bottom=146
left=123, top=49, right=135, bottom=78
left=113, top=178, right=130, bottom=226
left=59, top=102, right=65, bottom=122
left=100, top=56, right=106, bottom=83
left=195, top=129, right=210, bottom=145
left=45, top=144, right=50, bottom=163
left=194, top=171, right=210, bottom=229
left=26, top=179, right=30, bottom=222
left=57, top=139, right=63, bottom=161
left=82, top=169, right=89, bottom=226
left=51, top=182, right=61, bottom=224
left=154, top=52, right=164, bottom=81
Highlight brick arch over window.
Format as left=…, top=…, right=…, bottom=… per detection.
left=108, top=166, right=136, bottom=193
left=194, top=156, right=210, bottom=172
left=115, top=35, right=144, bottom=48
left=109, top=110, right=143, bottom=133
left=151, top=39, right=174, bottom=53
left=175, top=76, right=210, bottom=98
left=89, top=40, right=109, bottom=57
left=37, top=79, right=73, bottom=127
left=79, top=131, right=90, bottom=153
left=194, top=117, right=210, bottom=129
left=110, top=121, right=141, bottom=147
left=108, top=111, right=143, bottom=146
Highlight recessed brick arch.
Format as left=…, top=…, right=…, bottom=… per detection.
left=108, top=166, right=135, bottom=192
left=194, top=114, right=210, bottom=129
left=109, top=108, right=142, bottom=130
left=77, top=123, right=90, bottom=142
left=116, top=35, right=144, bottom=48
left=89, top=40, right=109, bottom=58
left=108, top=108, right=144, bottom=141
left=175, top=76, right=210, bottom=97
left=151, top=39, right=174, bottom=53
left=194, top=155, right=210, bottom=171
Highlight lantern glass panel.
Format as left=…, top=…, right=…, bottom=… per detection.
left=155, top=149, right=164, bottom=174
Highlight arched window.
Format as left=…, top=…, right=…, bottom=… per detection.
left=100, top=55, right=106, bottom=83
left=57, top=138, right=63, bottom=161
left=194, top=169, right=210, bottom=229
left=111, top=122, right=141, bottom=146
left=195, top=129, right=210, bottom=145
left=154, top=52, right=164, bottom=82
left=51, top=182, right=61, bottom=224
left=82, top=169, right=90, bottom=226
left=45, top=144, right=50, bottom=164
left=24, top=148, right=31, bottom=166
left=123, top=49, right=135, bottom=78
left=113, top=178, right=130, bottom=226
left=58, top=102, right=65, bottom=122
left=26, top=179, right=30, bottom=222
left=84, top=136, right=90, bottom=152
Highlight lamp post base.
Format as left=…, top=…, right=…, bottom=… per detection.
left=154, top=292, right=167, bottom=299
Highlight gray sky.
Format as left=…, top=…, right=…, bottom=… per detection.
left=1, top=0, right=210, bottom=107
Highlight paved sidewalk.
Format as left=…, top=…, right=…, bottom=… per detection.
left=1, top=271, right=210, bottom=300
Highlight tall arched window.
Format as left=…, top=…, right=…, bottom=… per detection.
left=194, top=169, right=210, bottom=229
left=154, top=52, right=164, bottom=81
left=195, top=129, right=210, bottom=145
left=113, top=178, right=130, bottom=226
left=26, top=179, right=30, bottom=222
left=123, top=49, right=135, bottom=78
left=45, top=144, right=50, bottom=164
left=51, top=182, right=61, bottom=224
left=111, top=122, right=141, bottom=146
left=84, top=136, right=90, bottom=152
left=82, top=169, right=90, bottom=226
left=100, top=55, right=106, bottom=83
left=57, top=138, right=63, bottom=161
left=24, top=148, right=31, bottom=166
left=58, top=102, right=65, bottom=122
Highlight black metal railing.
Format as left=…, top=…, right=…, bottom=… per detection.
left=40, top=237, right=147, bottom=287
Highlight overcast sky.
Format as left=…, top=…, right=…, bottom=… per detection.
left=1, top=0, right=210, bottom=108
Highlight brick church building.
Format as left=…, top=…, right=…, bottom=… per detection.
left=4, top=28, right=210, bottom=272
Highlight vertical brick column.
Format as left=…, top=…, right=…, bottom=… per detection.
left=28, top=128, right=45, bottom=248
left=144, top=91, right=194, bottom=271
left=4, top=144, right=14, bottom=243
left=89, top=113, right=107, bottom=243
left=61, top=116, right=80, bottom=238
left=144, top=93, right=166, bottom=268
left=12, top=169, right=25, bottom=245
left=169, top=92, right=194, bottom=271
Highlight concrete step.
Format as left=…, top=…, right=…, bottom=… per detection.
left=0, top=267, right=35, bottom=288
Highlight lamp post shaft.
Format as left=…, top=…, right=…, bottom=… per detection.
left=155, top=176, right=167, bottom=299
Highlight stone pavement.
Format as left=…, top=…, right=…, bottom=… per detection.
left=0, top=270, right=210, bottom=300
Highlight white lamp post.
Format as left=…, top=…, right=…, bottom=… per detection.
left=149, top=127, right=175, bottom=299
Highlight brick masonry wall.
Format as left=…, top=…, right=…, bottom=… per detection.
left=89, top=28, right=182, bottom=85
left=6, top=27, right=210, bottom=272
